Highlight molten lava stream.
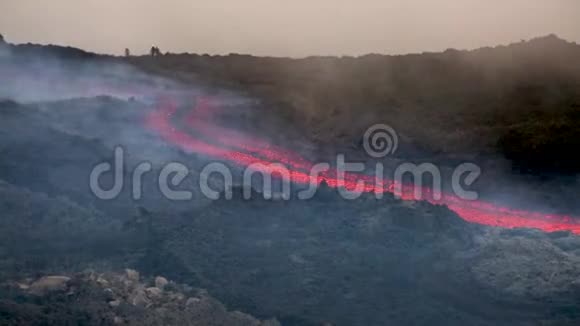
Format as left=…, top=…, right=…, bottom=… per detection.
left=146, top=97, right=580, bottom=235
left=183, top=98, right=314, bottom=171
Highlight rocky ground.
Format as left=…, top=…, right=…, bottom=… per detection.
left=153, top=189, right=580, bottom=326
left=1, top=163, right=579, bottom=325
left=0, top=269, right=280, bottom=326
left=1, top=44, right=580, bottom=325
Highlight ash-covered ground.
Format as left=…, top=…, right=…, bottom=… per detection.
left=1, top=96, right=580, bottom=326
left=1, top=41, right=580, bottom=325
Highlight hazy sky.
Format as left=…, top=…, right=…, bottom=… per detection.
left=1, top=0, right=579, bottom=57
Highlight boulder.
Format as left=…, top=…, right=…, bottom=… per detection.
left=145, top=286, right=162, bottom=299
left=125, top=269, right=140, bottom=283
left=29, top=276, right=70, bottom=295
left=155, top=276, right=169, bottom=290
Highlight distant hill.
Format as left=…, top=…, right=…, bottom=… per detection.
left=1, top=42, right=99, bottom=61
left=3, top=35, right=580, bottom=173
left=123, top=34, right=580, bottom=173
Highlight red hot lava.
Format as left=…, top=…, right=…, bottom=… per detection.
left=146, top=96, right=580, bottom=234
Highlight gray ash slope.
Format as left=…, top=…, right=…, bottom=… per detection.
left=155, top=189, right=580, bottom=326
left=1, top=144, right=580, bottom=325
left=0, top=44, right=580, bottom=325
left=1, top=98, right=579, bottom=324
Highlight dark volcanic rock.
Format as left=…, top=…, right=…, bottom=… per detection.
left=0, top=270, right=279, bottom=326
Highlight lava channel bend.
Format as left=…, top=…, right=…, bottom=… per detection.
left=146, top=96, right=580, bottom=234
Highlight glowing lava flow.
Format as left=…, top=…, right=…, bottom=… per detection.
left=146, top=96, right=580, bottom=234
